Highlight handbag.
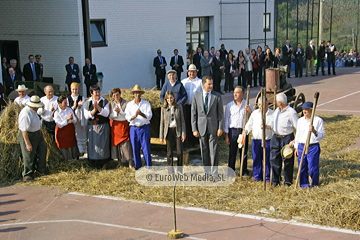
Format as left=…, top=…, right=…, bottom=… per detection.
left=231, top=69, right=240, bottom=78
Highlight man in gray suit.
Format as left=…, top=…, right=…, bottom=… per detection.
left=200, top=51, right=213, bottom=78
left=191, top=76, right=224, bottom=177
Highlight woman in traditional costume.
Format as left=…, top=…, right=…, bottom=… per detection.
left=54, top=95, right=79, bottom=160
left=67, top=82, right=87, bottom=156
left=83, top=85, right=111, bottom=169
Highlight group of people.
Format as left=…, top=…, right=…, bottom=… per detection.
left=1, top=55, right=98, bottom=98
left=16, top=51, right=325, bottom=188
left=335, top=49, right=360, bottom=68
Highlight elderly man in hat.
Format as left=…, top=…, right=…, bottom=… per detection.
left=125, top=85, right=153, bottom=169
left=181, top=64, right=202, bottom=148
left=160, top=69, right=187, bottom=106
left=245, top=98, right=273, bottom=182
left=14, top=85, right=30, bottom=106
left=291, top=102, right=325, bottom=188
left=270, top=92, right=298, bottom=186
left=18, top=95, right=47, bottom=181
left=35, top=54, right=43, bottom=81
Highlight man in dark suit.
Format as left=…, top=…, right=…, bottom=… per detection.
left=281, top=40, right=293, bottom=78
left=257, top=46, right=264, bottom=86
left=293, top=43, right=304, bottom=78
left=83, top=58, right=98, bottom=97
left=316, top=41, right=326, bottom=76
left=170, top=49, right=184, bottom=80
left=9, top=59, right=23, bottom=78
left=212, top=51, right=224, bottom=94
left=191, top=76, right=224, bottom=177
left=326, top=40, right=336, bottom=75
left=153, top=49, right=167, bottom=90
left=305, top=40, right=316, bottom=77
left=65, top=56, right=80, bottom=91
left=23, top=55, right=40, bottom=81
left=192, top=47, right=203, bottom=78
left=4, top=67, right=22, bottom=96
left=35, top=54, right=43, bottom=81
left=219, top=44, right=228, bottom=63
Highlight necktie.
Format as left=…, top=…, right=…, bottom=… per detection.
left=200, top=53, right=202, bottom=58
left=11, top=75, right=14, bottom=83
left=31, top=63, right=36, bottom=80
left=204, top=93, right=209, bottom=114
left=175, top=56, right=178, bottom=64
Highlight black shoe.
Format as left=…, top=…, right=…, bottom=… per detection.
left=295, top=76, right=298, bottom=78
left=311, top=75, right=315, bottom=77
left=322, top=73, right=326, bottom=76
left=306, top=75, right=308, bottom=77
left=333, top=73, right=336, bottom=75
left=288, top=76, right=291, bottom=78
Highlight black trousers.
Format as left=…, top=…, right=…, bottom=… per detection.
left=183, top=104, right=198, bottom=147
left=166, top=128, right=183, bottom=166
left=156, top=73, right=165, bottom=90
left=237, top=69, right=245, bottom=88
left=213, top=73, right=222, bottom=94
left=270, top=133, right=294, bottom=186
left=316, top=58, right=325, bottom=75
left=228, top=128, right=249, bottom=174
left=224, top=73, right=234, bottom=92
left=42, top=120, right=56, bottom=140
left=295, top=60, right=303, bottom=77
left=327, top=58, right=336, bottom=75
left=285, top=59, right=292, bottom=77
left=85, top=84, right=91, bottom=97
left=253, top=68, right=259, bottom=87
left=245, top=71, right=252, bottom=87
left=259, top=67, right=263, bottom=86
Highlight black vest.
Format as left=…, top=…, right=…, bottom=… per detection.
left=67, top=95, right=83, bottom=109
left=84, top=98, right=109, bottom=125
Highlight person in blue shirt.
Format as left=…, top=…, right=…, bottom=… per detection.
left=159, top=70, right=187, bottom=106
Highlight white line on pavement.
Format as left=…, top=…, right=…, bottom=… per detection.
left=317, top=91, right=360, bottom=107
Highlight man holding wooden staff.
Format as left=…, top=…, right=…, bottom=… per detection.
left=224, top=86, right=253, bottom=175
left=245, top=98, right=273, bottom=182
left=290, top=102, right=324, bottom=188
left=270, top=93, right=298, bottom=186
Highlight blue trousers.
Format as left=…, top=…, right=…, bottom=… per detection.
left=228, top=128, right=248, bottom=174
left=297, top=144, right=321, bottom=188
left=130, top=125, right=152, bottom=169
left=252, top=139, right=270, bottom=181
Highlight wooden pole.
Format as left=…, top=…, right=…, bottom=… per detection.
left=269, top=87, right=277, bottom=185
left=261, top=88, right=267, bottom=190
left=295, top=92, right=320, bottom=188
left=239, top=85, right=251, bottom=180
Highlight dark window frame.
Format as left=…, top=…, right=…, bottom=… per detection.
left=90, top=19, right=107, bottom=47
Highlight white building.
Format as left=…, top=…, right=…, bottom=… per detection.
left=0, top=0, right=275, bottom=96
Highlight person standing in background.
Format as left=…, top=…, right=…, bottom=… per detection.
left=23, top=55, right=40, bottom=81
left=316, top=41, right=326, bottom=76
left=35, top=54, right=43, bottom=81
left=153, top=49, right=167, bottom=90
left=294, top=43, right=304, bottom=78
left=192, top=47, right=203, bottom=78
left=65, top=57, right=80, bottom=91
left=170, top=49, right=184, bottom=80
left=305, top=40, right=316, bottom=77
left=326, top=40, right=336, bottom=75
left=281, top=40, right=293, bottom=78
left=83, top=58, right=98, bottom=97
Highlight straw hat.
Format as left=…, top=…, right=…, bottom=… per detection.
left=130, top=85, right=145, bottom=94
left=187, top=64, right=198, bottom=72
left=281, top=144, right=294, bottom=159
left=26, top=95, right=44, bottom=108
left=15, top=84, right=28, bottom=92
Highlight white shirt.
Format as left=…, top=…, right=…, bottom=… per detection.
left=54, top=107, right=77, bottom=128
left=169, top=106, right=176, bottom=128
left=37, top=95, right=59, bottom=122
left=245, top=109, right=274, bottom=140
left=67, top=95, right=87, bottom=126
left=224, top=100, right=254, bottom=133
left=14, top=95, right=30, bottom=106
left=294, top=115, right=325, bottom=148
left=181, top=77, right=202, bottom=104
left=109, top=101, right=127, bottom=121
left=84, top=96, right=110, bottom=120
left=272, top=105, right=298, bottom=135
left=18, top=106, right=41, bottom=132
left=125, top=99, right=152, bottom=127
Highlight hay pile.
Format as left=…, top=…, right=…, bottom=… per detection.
left=103, top=88, right=162, bottom=108
left=22, top=114, right=360, bottom=230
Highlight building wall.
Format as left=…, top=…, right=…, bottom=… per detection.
left=0, top=0, right=85, bottom=92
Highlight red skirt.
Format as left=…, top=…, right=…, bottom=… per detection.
left=55, top=123, right=77, bottom=149
left=110, top=119, right=130, bottom=146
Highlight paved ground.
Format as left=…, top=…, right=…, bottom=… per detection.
left=1, top=186, right=359, bottom=240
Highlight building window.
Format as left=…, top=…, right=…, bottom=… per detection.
left=90, top=19, right=107, bottom=47
left=263, top=13, right=271, bottom=32
left=186, top=17, right=209, bottom=61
